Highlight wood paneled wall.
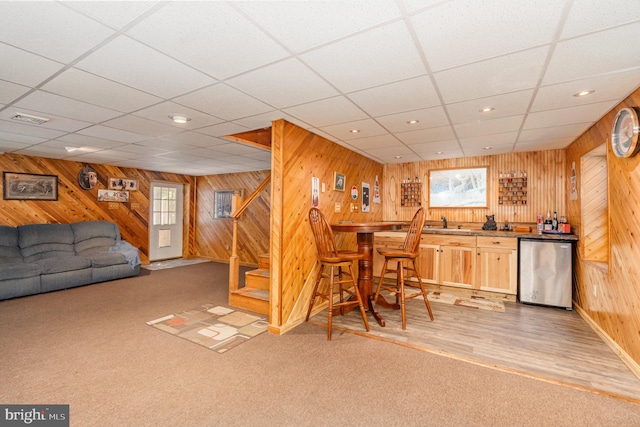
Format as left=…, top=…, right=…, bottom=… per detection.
left=195, top=170, right=271, bottom=265
left=0, top=153, right=196, bottom=264
left=566, top=87, right=640, bottom=372
left=382, top=150, right=566, bottom=225
left=269, top=120, right=384, bottom=333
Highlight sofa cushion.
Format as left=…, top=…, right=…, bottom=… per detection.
left=0, top=225, right=22, bottom=261
left=18, top=223, right=75, bottom=262
left=88, top=252, right=127, bottom=268
left=71, top=221, right=120, bottom=255
left=0, top=262, right=41, bottom=280
left=34, top=256, right=91, bottom=275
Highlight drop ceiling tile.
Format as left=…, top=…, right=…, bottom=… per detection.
left=403, top=0, right=447, bottom=14
left=533, top=70, right=640, bottom=112
left=0, top=131, right=47, bottom=146
left=347, top=134, right=404, bottom=151
left=0, top=80, right=31, bottom=105
left=447, top=90, right=534, bottom=124
left=519, top=123, right=589, bottom=142
left=42, top=68, right=161, bottom=112
left=379, top=153, right=423, bottom=164
left=0, top=120, right=65, bottom=140
left=63, top=1, right=161, bottom=30
left=75, top=36, right=216, bottom=98
left=207, top=143, right=265, bottom=156
left=38, top=140, right=103, bottom=154
left=133, top=102, right=224, bottom=129
left=0, top=43, right=64, bottom=87
left=320, top=119, right=389, bottom=141
left=561, top=0, right=640, bottom=39
left=283, top=96, right=368, bottom=127
left=14, top=91, right=123, bottom=123
left=237, top=1, right=400, bottom=53
left=365, top=144, right=416, bottom=157
left=524, top=101, right=615, bottom=130
left=544, top=23, right=640, bottom=85
left=76, top=125, right=148, bottom=143
left=227, top=58, right=338, bottom=109
left=162, top=132, right=229, bottom=148
left=418, top=148, right=464, bottom=161
left=464, top=145, right=514, bottom=157
left=54, top=134, right=127, bottom=150
left=459, top=132, right=519, bottom=149
left=174, top=84, right=273, bottom=121
left=347, top=75, right=441, bottom=118
left=301, top=21, right=426, bottom=93
left=375, top=106, right=449, bottom=133
left=101, top=115, right=183, bottom=138
left=0, top=107, right=90, bottom=133
left=396, top=125, right=456, bottom=145
left=514, top=138, right=574, bottom=151
left=412, top=0, right=563, bottom=72
left=435, top=47, right=549, bottom=104
left=0, top=2, right=115, bottom=62
left=0, top=140, right=37, bottom=151
left=455, top=115, right=524, bottom=139
left=232, top=111, right=308, bottom=131
left=153, top=151, right=206, bottom=162
left=15, top=146, right=70, bottom=158
left=134, top=138, right=200, bottom=151
left=126, top=1, right=289, bottom=79
left=196, top=122, right=252, bottom=139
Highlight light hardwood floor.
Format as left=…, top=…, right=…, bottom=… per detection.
left=310, top=291, right=640, bottom=403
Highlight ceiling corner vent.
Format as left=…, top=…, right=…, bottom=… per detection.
left=10, top=113, right=50, bottom=125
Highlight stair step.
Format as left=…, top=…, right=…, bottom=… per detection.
left=230, top=287, right=269, bottom=315
left=245, top=268, right=270, bottom=290
left=258, top=253, right=270, bottom=270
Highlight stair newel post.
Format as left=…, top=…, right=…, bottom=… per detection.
left=229, top=190, right=242, bottom=295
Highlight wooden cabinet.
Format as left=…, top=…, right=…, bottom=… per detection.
left=475, top=236, right=517, bottom=294
left=375, top=232, right=518, bottom=296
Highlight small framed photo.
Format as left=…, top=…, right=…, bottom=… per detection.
left=97, top=189, right=129, bottom=202
left=3, top=172, right=58, bottom=201
left=334, top=172, right=346, bottom=191
left=109, top=177, right=138, bottom=191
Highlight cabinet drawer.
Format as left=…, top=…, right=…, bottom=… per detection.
left=476, top=236, right=517, bottom=250
left=421, top=234, right=476, bottom=247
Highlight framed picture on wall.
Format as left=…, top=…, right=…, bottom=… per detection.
left=2, top=172, right=58, bottom=201
left=334, top=172, right=345, bottom=191
left=109, top=177, right=138, bottom=191
left=214, top=190, right=243, bottom=219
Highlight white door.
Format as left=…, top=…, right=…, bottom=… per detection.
left=149, top=182, right=183, bottom=261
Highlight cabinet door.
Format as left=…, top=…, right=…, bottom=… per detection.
left=418, top=243, right=439, bottom=284
left=440, top=245, right=475, bottom=289
left=476, top=247, right=517, bottom=294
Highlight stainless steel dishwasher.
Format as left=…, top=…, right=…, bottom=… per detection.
left=518, top=238, right=573, bottom=309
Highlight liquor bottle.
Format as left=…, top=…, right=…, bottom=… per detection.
left=552, top=211, right=558, bottom=231
left=536, top=215, right=543, bottom=234
left=544, top=211, right=553, bottom=231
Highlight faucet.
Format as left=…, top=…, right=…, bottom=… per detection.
left=441, top=216, right=448, bottom=229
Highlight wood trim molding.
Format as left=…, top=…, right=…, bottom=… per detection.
left=574, top=302, right=640, bottom=380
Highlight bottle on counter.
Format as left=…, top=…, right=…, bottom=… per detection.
left=537, top=214, right=543, bottom=234
left=544, top=211, right=553, bottom=231
left=552, top=211, right=558, bottom=231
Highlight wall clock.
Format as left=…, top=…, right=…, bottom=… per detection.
left=611, top=107, right=640, bottom=158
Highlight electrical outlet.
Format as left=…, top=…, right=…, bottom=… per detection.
left=592, top=284, right=597, bottom=297
left=225, top=243, right=230, bottom=250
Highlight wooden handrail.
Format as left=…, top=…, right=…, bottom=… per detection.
left=232, top=175, right=271, bottom=219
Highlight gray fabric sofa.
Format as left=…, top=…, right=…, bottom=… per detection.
left=0, top=221, right=141, bottom=300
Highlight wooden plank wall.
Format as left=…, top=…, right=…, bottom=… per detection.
left=195, top=170, right=271, bottom=265
left=0, top=153, right=196, bottom=264
left=566, top=87, right=640, bottom=371
left=270, top=119, right=384, bottom=333
left=382, top=150, right=566, bottom=226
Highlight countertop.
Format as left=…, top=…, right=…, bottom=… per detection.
left=375, top=228, right=579, bottom=241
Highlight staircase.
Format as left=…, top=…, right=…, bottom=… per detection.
left=229, top=254, right=270, bottom=315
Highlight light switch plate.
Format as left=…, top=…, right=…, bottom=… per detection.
left=335, top=202, right=341, bottom=213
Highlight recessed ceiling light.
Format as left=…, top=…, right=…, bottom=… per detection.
left=350, top=129, right=360, bottom=133
left=483, top=146, right=492, bottom=150
left=436, top=151, right=444, bottom=155
left=11, top=112, right=50, bottom=125
left=407, top=120, right=420, bottom=125
left=65, top=146, right=78, bottom=152
left=573, top=90, right=595, bottom=97
left=169, top=114, right=191, bottom=124
left=394, top=156, right=402, bottom=159
left=479, top=107, right=494, bottom=113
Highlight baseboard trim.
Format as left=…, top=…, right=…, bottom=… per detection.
left=574, top=302, right=640, bottom=381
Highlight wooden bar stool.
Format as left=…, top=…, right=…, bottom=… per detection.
left=372, top=207, right=434, bottom=329
left=306, top=208, right=370, bottom=340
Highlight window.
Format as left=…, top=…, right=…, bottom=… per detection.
left=152, top=186, right=177, bottom=225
